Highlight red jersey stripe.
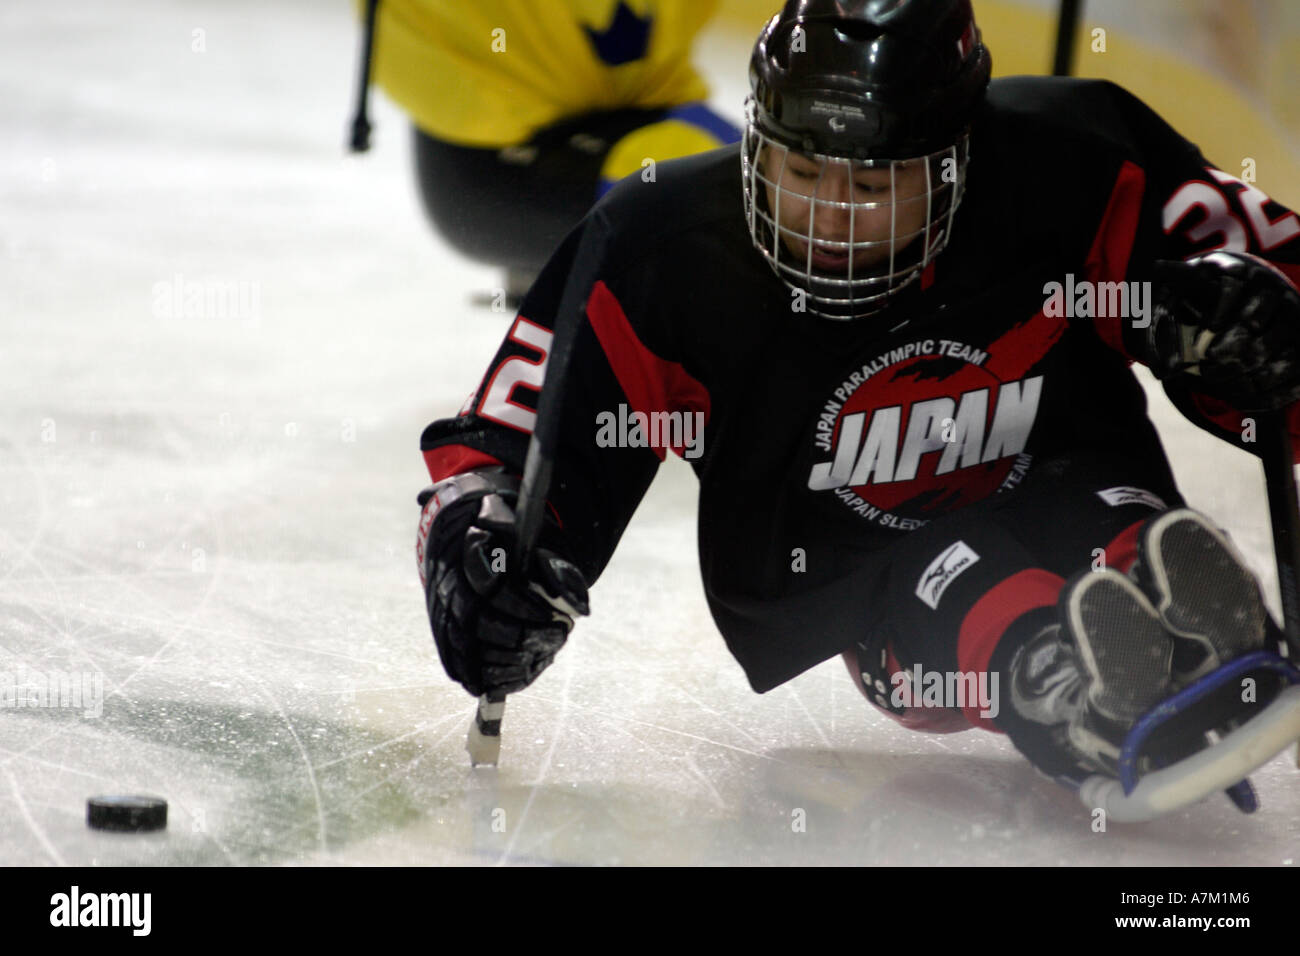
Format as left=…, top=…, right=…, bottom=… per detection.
left=1085, top=160, right=1147, bottom=358
left=585, top=280, right=712, bottom=462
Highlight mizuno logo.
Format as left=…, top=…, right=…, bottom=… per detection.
left=916, top=541, right=979, bottom=609
left=1096, top=486, right=1166, bottom=510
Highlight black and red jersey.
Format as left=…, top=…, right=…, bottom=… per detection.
left=419, top=77, right=1300, bottom=693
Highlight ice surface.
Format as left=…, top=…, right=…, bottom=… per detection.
left=1, top=1, right=1296, bottom=866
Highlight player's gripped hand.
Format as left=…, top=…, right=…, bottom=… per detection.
left=415, top=470, right=590, bottom=698
left=1146, top=251, right=1300, bottom=411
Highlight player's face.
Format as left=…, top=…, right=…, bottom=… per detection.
left=760, top=145, right=931, bottom=272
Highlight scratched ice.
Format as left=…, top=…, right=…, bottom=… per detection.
left=1, top=1, right=1296, bottom=865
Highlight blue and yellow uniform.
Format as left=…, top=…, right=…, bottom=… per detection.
left=355, top=0, right=741, bottom=275
left=370, top=0, right=726, bottom=149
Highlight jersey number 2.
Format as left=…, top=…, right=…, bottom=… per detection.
left=477, top=316, right=552, bottom=434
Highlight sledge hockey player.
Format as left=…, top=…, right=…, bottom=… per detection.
left=414, top=0, right=1300, bottom=818
left=352, top=0, right=740, bottom=297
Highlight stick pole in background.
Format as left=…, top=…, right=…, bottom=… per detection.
left=348, top=0, right=380, bottom=152
left=1052, top=0, right=1084, bottom=77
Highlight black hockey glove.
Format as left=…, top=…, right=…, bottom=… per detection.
left=1144, top=251, right=1300, bottom=411
left=415, top=469, right=589, bottom=697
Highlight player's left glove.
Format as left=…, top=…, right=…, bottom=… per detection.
left=1143, top=251, right=1300, bottom=411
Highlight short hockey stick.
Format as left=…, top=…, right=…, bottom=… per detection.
left=465, top=250, right=593, bottom=767
left=1258, top=409, right=1300, bottom=769
left=1260, top=409, right=1300, bottom=663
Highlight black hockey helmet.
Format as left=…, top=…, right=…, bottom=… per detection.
left=742, top=0, right=992, bottom=319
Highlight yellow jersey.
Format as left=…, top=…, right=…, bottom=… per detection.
left=363, top=0, right=720, bottom=148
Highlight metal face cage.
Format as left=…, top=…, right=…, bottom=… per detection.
left=741, top=97, right=971, bottom=320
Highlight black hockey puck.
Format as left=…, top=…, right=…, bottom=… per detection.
left=87, top=795, right=168, bottom=832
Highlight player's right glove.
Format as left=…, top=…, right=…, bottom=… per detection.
left=415, top=468, right=589, bottom=697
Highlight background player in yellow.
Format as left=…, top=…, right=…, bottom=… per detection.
left=352, top=0, right=741, bottom=298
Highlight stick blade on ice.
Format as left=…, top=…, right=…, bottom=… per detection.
left=466, top=694, right=505, bottom=767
